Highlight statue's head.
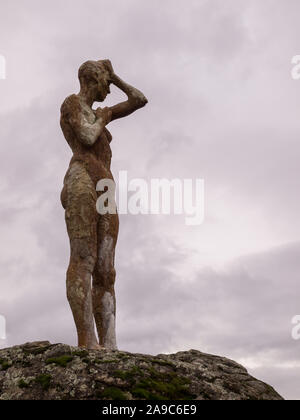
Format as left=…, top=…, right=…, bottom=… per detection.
left=78, top=60, right=111, bottom=102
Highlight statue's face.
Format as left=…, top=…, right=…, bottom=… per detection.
left=94, top=64, right=111, bottom=102
left=95, top=77, right=110, bottom=101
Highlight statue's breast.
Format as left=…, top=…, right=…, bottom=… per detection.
left=83, top=108, right=96, bottom=124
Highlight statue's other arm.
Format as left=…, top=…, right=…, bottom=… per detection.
left=61, top=95, right=111, bottom=147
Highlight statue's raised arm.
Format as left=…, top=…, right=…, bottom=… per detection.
left=102, top=59, right=148, bottom=122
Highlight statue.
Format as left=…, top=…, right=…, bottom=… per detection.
left=60, top=60, right=148, bottom=349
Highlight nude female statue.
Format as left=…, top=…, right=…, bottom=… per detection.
left=60, top=60, right=148, bottom=349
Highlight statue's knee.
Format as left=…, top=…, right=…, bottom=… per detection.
left=94, top=264, right=116, bottom=287
left=68, top=254, right=96, bottom=276
left=71, top=238, right=96, bottom=259
left=105, top=267, right=116, bottom=287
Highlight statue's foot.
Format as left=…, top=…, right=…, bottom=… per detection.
left=89, top=343, right=106, bottom=351
left=78, top=342, right=105, bottom=351
left=78, top=338, right=118, bottom=351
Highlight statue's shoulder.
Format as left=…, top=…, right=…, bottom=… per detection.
left=60, top=94, right=81, bottom=119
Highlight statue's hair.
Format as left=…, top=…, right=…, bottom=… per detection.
left=78, top=60, right=104, bottom=86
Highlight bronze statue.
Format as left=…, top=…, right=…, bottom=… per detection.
left=60, top=60, right=148, bottom=349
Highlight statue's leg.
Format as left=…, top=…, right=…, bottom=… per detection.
left=64, top=162, right=99, bottom=349
left=92, top=211, right=119, bottom=350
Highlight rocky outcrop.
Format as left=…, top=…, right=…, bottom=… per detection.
left=0, top=341, right=283, bottom=400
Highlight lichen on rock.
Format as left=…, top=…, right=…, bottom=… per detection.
left=0, top=341, right=283, bottom=400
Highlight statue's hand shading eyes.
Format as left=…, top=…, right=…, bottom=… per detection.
left=102, top=59, right=115, bottom=81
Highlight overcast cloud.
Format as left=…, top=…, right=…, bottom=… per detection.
left=0, top=0, right=300, bottom=400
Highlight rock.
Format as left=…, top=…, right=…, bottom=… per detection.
left=0, top=342, right=283, bottom=400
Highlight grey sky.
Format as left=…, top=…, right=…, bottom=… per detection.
left=0, top=0, right=300, bottom=400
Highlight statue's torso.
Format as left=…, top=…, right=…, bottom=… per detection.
left=60, top=95, right=113, bottom=187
